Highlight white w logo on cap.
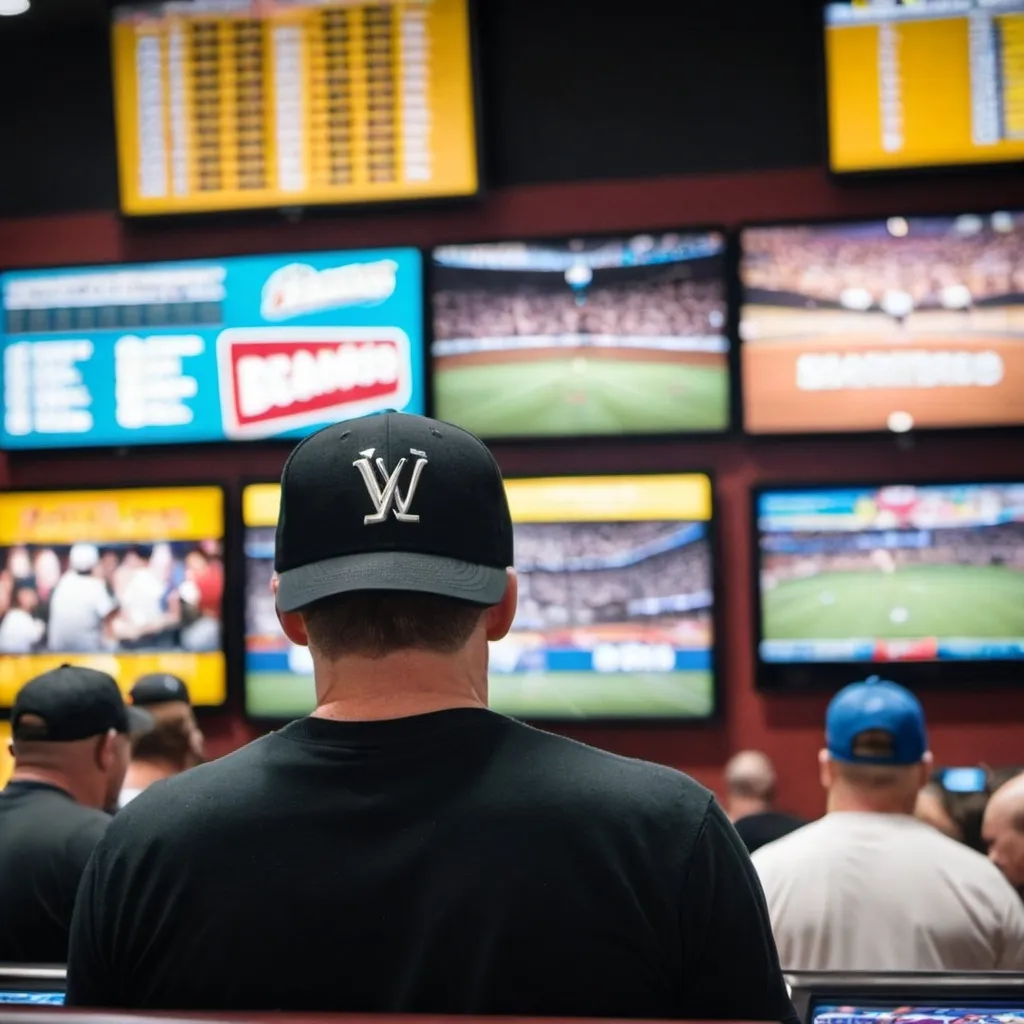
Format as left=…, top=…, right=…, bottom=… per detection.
left=352, top=447, right=428, bottom=525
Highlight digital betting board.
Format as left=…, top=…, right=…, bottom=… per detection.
left=825, top=0, right=1024, bottom=173
left=111, top=0, right=478, bottom=216
left=431, top=232, right=731, bottom=439
left=0, top=486, right=227, bottom=709
left=739, top=213, right=1024, bottom=435
left=0, top=248, right=424, bottom=450
left=755, top=482, right=1024, bottom=690
left=243, top=474, right=718, bottom=722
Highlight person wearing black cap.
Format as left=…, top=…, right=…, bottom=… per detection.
left=119, top=674, right=205, bottom=807
left=0, top=665, right=152, bottom=963
left=67, top=412, right=796, bottom=1022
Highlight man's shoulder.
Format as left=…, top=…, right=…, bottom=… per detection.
left=505, top=718, right=714, bottom=814
left=751, top=815, right=829, bottom=871
left=109, top=735, right=276, bottom=834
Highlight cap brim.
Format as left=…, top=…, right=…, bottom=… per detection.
left=276, top=551, right=509, bottom=612
left=125, top=705, right=155, bottom=737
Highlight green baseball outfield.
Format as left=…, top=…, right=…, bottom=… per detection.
left=245, top=669, right=714, bottom=721
left=432, top=349, right=729, bottom=437
left=762, top=564, right=1024, bottom=640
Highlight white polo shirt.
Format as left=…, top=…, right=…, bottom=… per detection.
left=752, top=811, right=1024, bottom=971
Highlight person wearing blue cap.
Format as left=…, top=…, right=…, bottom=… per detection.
left=753, top=675, right=1024, bottom=971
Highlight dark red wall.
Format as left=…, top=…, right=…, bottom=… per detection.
left=3, top=165, right=1024, bottom=819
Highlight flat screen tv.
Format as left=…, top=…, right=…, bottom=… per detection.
left=430, top=232, right=731, bottom=439
left=824, top=0, right=1024, bottom=175
left=1, top=247, right=423, bottom=450
left=754, top=481, right=1024, bottom=691
left=243, top=473, right=718, bottom=721
left=0, top=487, right=227, bottom=709
left=740, top=213, right=1024, bottom=434
left=111, top=0, right=478, bottom=216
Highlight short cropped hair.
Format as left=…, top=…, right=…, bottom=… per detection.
left=132, top=703, right=198, bottom=771
left=301, top=591, right=486, bottom=660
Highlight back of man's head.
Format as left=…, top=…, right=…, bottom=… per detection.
left=272, top=413, right=517, bottom=712
left=11, top=664, right=152, bottom=810
left=820, top=676, right=931, bottom=814
left=982, top=773, right=1024, bottom=890
left=724, top=751, right=777, bottom=817
left=130, top=701, right=204, bottom=773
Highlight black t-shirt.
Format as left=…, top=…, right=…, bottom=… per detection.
left=733, top=811, right=808, bottom=855
left=68, top=710, right=797, bottom=1021
left=0, top=781, right=110, bottom=963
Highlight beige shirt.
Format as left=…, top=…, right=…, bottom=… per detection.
left=752, top=811, right=1024, bottom=971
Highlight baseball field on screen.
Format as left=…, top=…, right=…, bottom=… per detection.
left=762, top=564, right=1024, bottom=641
left=433, top=351, right=729, bottom=437
left=244, top=669, right=714, bottom=720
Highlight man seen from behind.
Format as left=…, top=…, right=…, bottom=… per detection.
left=67, top=411, right=796, bottom=1020
left=0, top=665, right=152, bottom=962
left=753, top=676, right=1024, bottom=970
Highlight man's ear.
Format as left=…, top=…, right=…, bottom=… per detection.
left=96, top=729, right=118, bottom=771
left=818, top=748, right=834, bottom=790
left=272, top=574, right=310, bottom=647
left=485, top=569, right=518, bottom=642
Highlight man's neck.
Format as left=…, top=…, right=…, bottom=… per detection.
left=10, top=767, right=87, bottom=806
left=827, top=790, right=915, bottom=815
left=124, top=759, right=178, bottom=792
left=727, top=796, right=770, bottom=822
left=310, top=648, right=488, bottom=723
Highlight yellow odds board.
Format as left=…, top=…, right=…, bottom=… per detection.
left=112, top=0, right=478, bottom=215
left=0, top=487, right=226, bottom=708
left=826, top=2, right=1024, bottom=172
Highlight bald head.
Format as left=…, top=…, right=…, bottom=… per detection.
left=11, top=729, right=130, bottom=812
left=983, top=773, right=1024, bottom=890
left=724, top=751, right=776, bottom=820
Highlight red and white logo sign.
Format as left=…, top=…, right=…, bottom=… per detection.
left=217, top=327, right=413, bottom=439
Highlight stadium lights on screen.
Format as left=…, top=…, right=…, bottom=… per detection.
left=0, top=487, right=227, bottom=709
left=739, top=212, right=1024, bottom=435
left=429, top=232, right=732, bottom=440
left=754, top=481, right=1024, bottom=692
left=825, top=0, right=1024, bottom=174
left=243, top=474, right=718, bottom=721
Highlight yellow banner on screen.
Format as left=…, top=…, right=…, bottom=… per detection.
left=0, top=487, right=224, bottom=547
left=505, top=475, right=712, bottom=524
left=243, top=484, right=282, bottom=529
left=0, top=722, right=10, bottom=788
left=0, top=653, right=226, bottom=710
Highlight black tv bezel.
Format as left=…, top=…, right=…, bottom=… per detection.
left=425, top=226, right=741, bottom=446
left=0, top=481, right=232, bottom=715
left=736, top=207, right=1024, bottom=441
left=819, top=0, right=1024, bottom=181
left=237, top=469, right=725, bottom=727
left=0, top=244, right=429, bottom=457
left=787, top=971, right=1024, bottom=1024
left=750, top=477, right=1024, bottom=694
left=108, top=0, right=486, bottom=223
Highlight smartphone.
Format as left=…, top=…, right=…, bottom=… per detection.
left=936, top=766, right=989, bottom=794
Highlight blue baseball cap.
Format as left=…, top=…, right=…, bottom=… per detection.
left=826, top=676, right=928, bottom=765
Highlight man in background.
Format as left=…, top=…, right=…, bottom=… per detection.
left=67, top=412, right=797, bottom=1022
left=47, top=544, right=118, bottom=653
left=753, top=676, right=1024, bottom=970
left=724, top=750, right=807, bottom=854
left=0, top=665, right=151, bottom=962
left=983, top=773, right=1024, bottom=898
left=120, top=673, right=205, bottom=807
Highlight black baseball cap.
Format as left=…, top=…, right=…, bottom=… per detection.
left=12, top=664, right=153, bottom=743
left=275, top=412, right=514, bottom=612
left=130, top=673, right=191, bottom=707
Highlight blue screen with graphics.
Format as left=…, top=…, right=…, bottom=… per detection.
left=0, top=248, right=424, bottom=449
